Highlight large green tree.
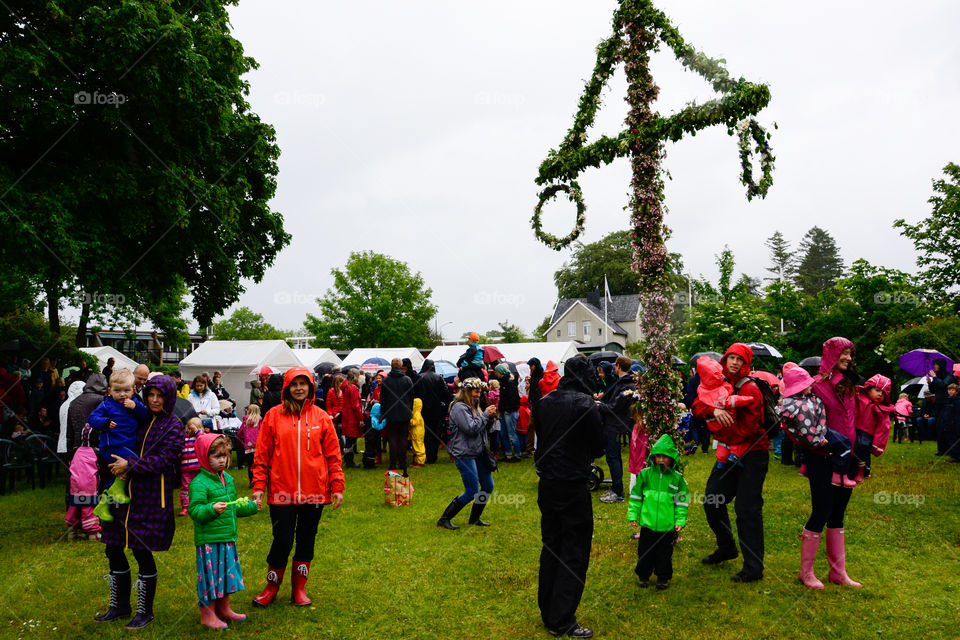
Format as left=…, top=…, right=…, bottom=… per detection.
left=894, top=163, right=960, bottom=310
left=0, top=0, right=289, bottom=343
left=794, top=227, right=844, bottom=296
left=764, top=230, right=795, bottom=283
left=304, top=251, right=436, bottom=349
left=882, top=316, right=960, bottom=373
left=554, top=230, right=640, bottom=299
left=212, top=306, right=286, bottom=341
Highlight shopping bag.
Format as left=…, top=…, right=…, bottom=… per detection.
left=383, top=473, right=415, bottom=507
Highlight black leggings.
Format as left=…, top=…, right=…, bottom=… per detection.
left=804, top=454, right=853, bottom=532
left=266, top=504, right=324, bottom=568
left=105, top=544, right=157, bottom=575
left=385, top=422, right=408, bottom=473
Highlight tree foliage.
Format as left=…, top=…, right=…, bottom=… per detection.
left=0, top=0, right=289, bottom=338
left=532, top=315, right=552, bottom=342
left=882, top=316, right=960, bottom=371
left=304, top=252, right=436, bottom=350
left=212, top=306, right=286, bottom=341
left=794, top=227, right=844, bottom=296
left=894, top=163, right=960, bottom=310
left=554, top=230, right=640, bottom=299
left=764, top=231, right=794, bottom=283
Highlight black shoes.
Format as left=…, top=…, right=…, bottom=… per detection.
left=656, top=581, right=669, bottom=591
left=437, top=498, right=467, bottom=530
left=548, top=624, right=594, bottom=638
left=731, top=572, right=763, bottom=583
left=637, top=579, right=649, bottom=588
left=701, top=549, right=738, bottom=565
left=468, top=502, right=490, bottom=527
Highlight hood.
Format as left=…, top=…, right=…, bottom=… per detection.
left=83, top=373, right=109, bottom=396
left=143, top=375, right=178, bottom=416
left=598, top=361, right=614, bottom=379
left=558, top=357, right=594, bottom=395
left=67, top=380, right=85, bottom=401
left=388, top=367, right=405, bottom=378
left=412, top=398, right=422, bottom=414
left=861, top=374, right=893, bottom=404
left=402, top=358, right=414, bottom=370
left=528, top=358, right=544, bottom=375
left=720, top=343, right=753, bottom=385
left=281, top=367, right=316, bottom=407
left=649, top=434, right=680, bottom=465
left=267, top=373, right=284, bottom=393
left=520, top=395, right=529, bottom=407
left=819, top=337, right=855, bottom=377
left=195, top=432, right=226, bottom=485
left=421, top=359, right=435, bottom=373
left=542, top=360, right=560, bottom=385
left=697, top=358, right=726, bottom=392
left=933, top=358, right=948, bottom=379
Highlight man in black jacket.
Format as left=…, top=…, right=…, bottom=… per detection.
left=380, top=358, right=414, bottom=475
left=414, top=359, right=453, bottom=464
left=597, top=356, right=636, bottom=504
left=535, top=356, right=605, bottom=639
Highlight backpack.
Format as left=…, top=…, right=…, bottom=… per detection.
left=734, top=376, right=780, bottom=438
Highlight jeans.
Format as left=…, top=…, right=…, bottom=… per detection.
left=453, top=457, right=494, bottom=505
left=605, top=432, right=624, bottom=497
left=500, top=411, right=521, bottom=457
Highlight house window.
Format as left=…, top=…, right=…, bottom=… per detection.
left=556, top=329, right=561, bottom=337
left=598, top=328, right=602, bottom=336
left=583, top=321, right=591, bottom=336
left=567, top=321, right=576, bottom=337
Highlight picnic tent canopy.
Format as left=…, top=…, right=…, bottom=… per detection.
left=425, top=342, right=581, bottom=369
left=342, top=347, right=424, bottom=371
left=293, top=348, right=342, bottom=370
left=79, top=346, right=139, bottom=373
left=179, top=340, right=301, bottom=404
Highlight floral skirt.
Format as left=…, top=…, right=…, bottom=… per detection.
left=196, top=542, right=245, bottom=607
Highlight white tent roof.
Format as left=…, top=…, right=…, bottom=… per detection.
left=179, top=340, right=302, bottom=407
left=425, top=342, right=581, bottom=367
left=80, top=346, right=139, bottom=373
left=293, top=348, right=342, bottom=370
left=341, top=347, right=424, bottom=370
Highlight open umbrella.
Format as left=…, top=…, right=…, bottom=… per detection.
left=482, top=345, right=505, bottom=363
left=897, top=349, right=954, bottom=377
left=249, top=365, right=280, bottom=376
left=900, top=376, right=929, bottom=398
left=671, top=355, right=686, bottom=368
left=689, top=352, right=722, bottom=367
left=313, top=362, right=339, bottom=378
left=751, top=370, right=782, bottom=394
left=798, top=356, right=821, bottom=370
left=588, top=351, right=620, bottom=364
left=747, top=342, right=783, bottom=359
left=361, top=357, right=390, bottom=372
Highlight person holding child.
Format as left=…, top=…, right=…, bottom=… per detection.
left=250, top=367, right=344, bottom=608
left=95, top=375, right=184, bottom=630
left=628, top=434, right=689, bottom=590
left=189, top=432, right=259, bottom=629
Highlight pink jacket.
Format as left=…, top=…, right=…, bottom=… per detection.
left=238, top=417, right=260, bottom=450
left=812, top=337, right=857, bottom=443
left=894, top=398, right=914, bottom=418
left=628, top=424, right=650, bottom=475
left=68, top=427, right=99, bottom=496
left=856, top=394, right=891, bottom=456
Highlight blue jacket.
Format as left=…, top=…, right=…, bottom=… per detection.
left=370, top=403, right=385, bottom=431
left=88, top=395, right=150, bottom=457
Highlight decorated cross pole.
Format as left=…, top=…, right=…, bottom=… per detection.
left=532, top=0, right=775, bottom=438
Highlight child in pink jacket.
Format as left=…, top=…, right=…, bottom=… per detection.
left=851, top=374, right=893, bottom=482
left=65, top=426, right=101, bottom=540
left=696, top=358, right=759, bottom=468
left=893, top=393, right=913, bottom=443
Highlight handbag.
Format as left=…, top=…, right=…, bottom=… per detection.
left=481, top=445, right=498, bottom=473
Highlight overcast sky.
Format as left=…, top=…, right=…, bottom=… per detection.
left=211, top=0, right=960, bottom=341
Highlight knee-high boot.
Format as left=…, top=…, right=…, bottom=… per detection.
left=437, top=498, right=467, bottom=530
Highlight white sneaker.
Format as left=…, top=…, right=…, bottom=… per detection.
left=599, top=490, right=624, bottom=504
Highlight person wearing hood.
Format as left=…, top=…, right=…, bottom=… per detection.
left=628, top=435, right=689, bottom=590
left=535, top=356, right=605, bottom=639
left=927, top=358, right=957, bottom=455
left=594, top=361, right=614, bottom=399
left=539, top=361, right=560, bottom=398
left=808, top=337, right=863, bottom=588
left=57, top=380, right=86, bottom=455
left=340, top=369, right=364, bottom=469
left=250, top=367, right=344, bottom=608
left=692, top=343, right=769, bottom=583
left=494, top=363, right=523, bottom=462
left=524, top=358, right=545, bottom=457
left=188, top=432, right=259, bottom=629
left=851, top=374, right=894, bottom=481
left=261, top=373, right=284, bottom=416
left=96, top=375, right=185, bottom=630
left=409, top=398, right=426, bottom=467
left=401, top=358, right=420, bottom=385
left=380, top=358, right=415, bottom=476
left=414, top=359, right=453, bottom=464
left=597, top=356, right=638, bottom=504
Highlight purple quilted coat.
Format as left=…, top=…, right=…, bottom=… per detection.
left=100, top=375, right=184, bottom=551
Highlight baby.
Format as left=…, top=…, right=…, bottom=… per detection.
left=695, top=358, right=758, bottom=469
left=851, top=374, right=893, bottom=482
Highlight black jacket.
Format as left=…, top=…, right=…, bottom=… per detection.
left=414, top=360, right=453, bottom=420
left=380, top=368, right=414, bottom=422
left=535, top=360, right=606, bottom=482
left=497, top=374, right=521, bottom=413
left=262, top=374, right=284, bottom=415
left=599, top=373, right=637, bottom=435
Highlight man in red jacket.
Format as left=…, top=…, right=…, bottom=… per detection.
left=692, top=343, right=769, bottom=583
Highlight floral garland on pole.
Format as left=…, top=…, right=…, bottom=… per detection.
left=532, top=0, right=775, bottom=436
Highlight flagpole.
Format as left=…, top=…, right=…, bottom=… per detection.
left=604, top=275, right=609, bottom=347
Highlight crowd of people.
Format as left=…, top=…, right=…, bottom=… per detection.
left=0, top=333, right=956, bottom=636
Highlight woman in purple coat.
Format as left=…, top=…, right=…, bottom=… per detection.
left=801, top=337, right=862, bottom=589
left=95, top=374, right=184, bottom=629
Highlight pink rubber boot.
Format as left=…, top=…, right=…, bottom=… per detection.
left=825, top=528, right=862, bottom=587
left=798, top=529, right=824, bottom=590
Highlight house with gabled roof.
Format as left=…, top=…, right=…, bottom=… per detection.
left=545, top=292, right=642, bottom=351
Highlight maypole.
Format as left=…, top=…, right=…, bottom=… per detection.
left=532, top=0, right=776, bottom=438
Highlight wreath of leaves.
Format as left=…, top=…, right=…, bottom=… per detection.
left=532, top=0, right=776, bottom=250
left=531, top=182, right=587, bottom=251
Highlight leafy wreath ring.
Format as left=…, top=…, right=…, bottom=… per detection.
left=531, top=182, right=586, bottom=251
left=737, top=119, right=775, bottom=201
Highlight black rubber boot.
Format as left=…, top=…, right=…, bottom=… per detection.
left=468, top=502, right=490, bottom=527
left=437, top=498, right=466, bottom=530
left=94, top=569, right=132, bottom=622
left=125, top=573, right=157, bottom=629
left=344, top=452, right=360, bottom=469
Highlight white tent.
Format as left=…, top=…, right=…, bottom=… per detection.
left=80, top=346, right=139, bottom=374
left=425, top=342, right=581, bottom=368
left=341, top=347, right=424, bottom=370
left=293, top=348, right=342, bottom=370
left=179, top=340, right=302, bottom=405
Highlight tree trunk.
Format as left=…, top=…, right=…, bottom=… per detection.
left=45, top=281, right=61, bottom=336
left=75, top=300, right=91, bottom=347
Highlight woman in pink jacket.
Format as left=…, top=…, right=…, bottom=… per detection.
left=800, top=337, right=862, bottom=590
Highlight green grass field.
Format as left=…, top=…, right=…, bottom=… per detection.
left=1, top=440, right=958, bottom=639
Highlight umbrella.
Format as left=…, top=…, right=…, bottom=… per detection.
left=361, top=357, right=390, bottom=372
left=313, top=362, right=339, bottom=377
left=751, top=370, right=782, bottom=394
left=747, top=342, right=783, bottom=359
left=798, top=356, right=821, bottom=369
left=897, top=349, right=954, bottom=377
left=249, top=365, right=280, bottom=376
left=689, top=352, right=723, bottom=367
left=482, top=345, right=505, bottom=363
left=671, top=355, right=686, bottom=368
left=900, top=376, right=928, bottom=397
left=588, top=351, right=620, bottom=364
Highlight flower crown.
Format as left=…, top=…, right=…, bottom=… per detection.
left=459, top=377, right=488, bottom=391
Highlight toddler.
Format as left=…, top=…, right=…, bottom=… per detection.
left=487, top=379, right=501, bottom=452
left=409, top=398, right=426, bottom=467
left=851, top=375, right=894, bottom=482
left=893, top=393, right=913, bottom=444
left=180, top=417, right=203, bottom=516
left=88, top=369, right=149, bottom=521
left=517, top=395, right=531, bottom=452
left=65, top=425, right=101, bottom=540
left=238, top=405, right=261, bottom=483
left=189, top=433, right=259, bottom=629
left=696, top=358, right=758, bottom=469
left=628, top=435, right=688, bottom=590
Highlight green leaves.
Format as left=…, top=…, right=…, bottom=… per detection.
left=212, top=306, right=286, bottom=341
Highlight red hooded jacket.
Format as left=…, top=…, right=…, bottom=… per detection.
left=692, top=343, right=768, bottom=451
left=539, top=361, right=560, bottom=397
left=251, top=367, right=345, bottom=505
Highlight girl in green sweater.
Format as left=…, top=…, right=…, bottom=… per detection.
left=189, top=433, right=259, bottom=629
